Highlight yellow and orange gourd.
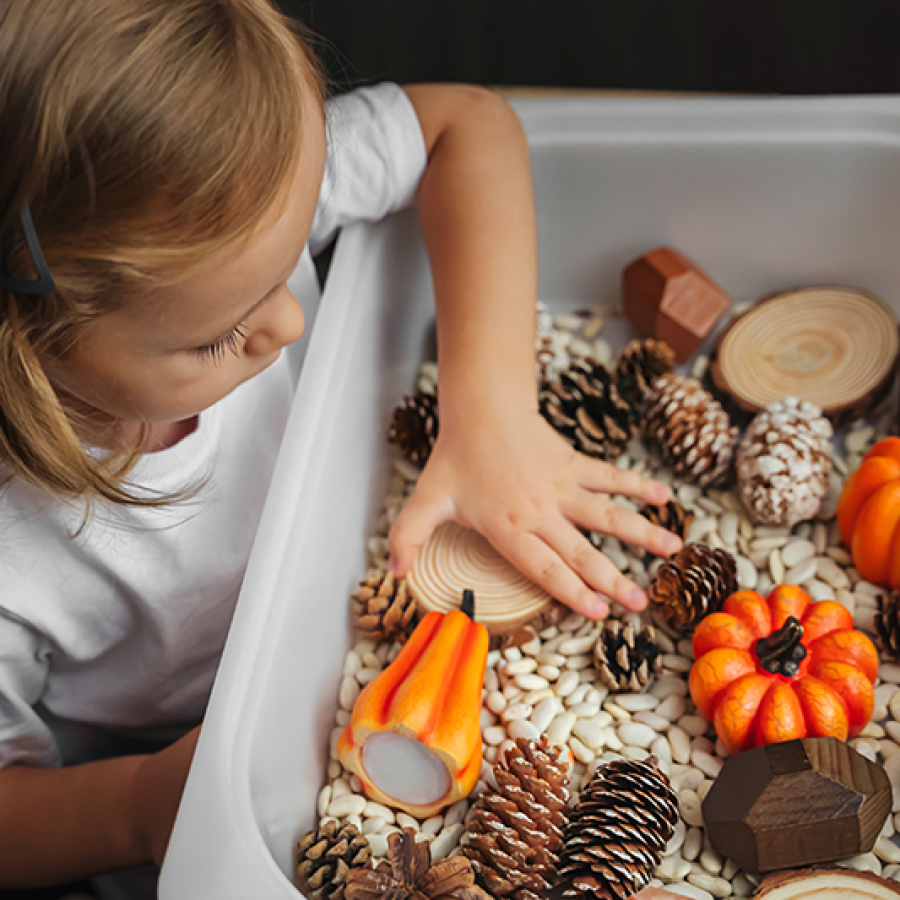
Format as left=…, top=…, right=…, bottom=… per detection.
left=338, top=590, right=489, bottom=819
left=689, top=585, right=877, bottom=754
left=837, top=436, right=900, bottom=590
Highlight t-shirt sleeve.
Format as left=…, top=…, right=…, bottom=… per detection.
left=309, top=83, right=428, bottom=256
left=0, top=613, right=57, bottom=769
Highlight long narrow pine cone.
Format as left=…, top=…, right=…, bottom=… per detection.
left=557, top=757, right=678, bottom=900
left=540, top=358, right=637, bottom=461
left=461, top=735, right=570, bottom=900
left=352, top=571, right=418, bottom=644
left=296, top=820, right=373, bottom=900
left=346, top=828, right=491, bottom=900
left=648, top=543, right=738, bottom=634
left=614, top=338, right=677, bottom=413
left=645, top=372, right=738, bottom=487
left=876, top=589, right=900, bottom=661
left=638, top=499, right=695, bottom=544
left=388, top=388, right=438, bottom=466
left=593, top=618, right=663, bottom=692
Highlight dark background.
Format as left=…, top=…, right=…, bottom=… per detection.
left=283, top=0, right=900, bottom=95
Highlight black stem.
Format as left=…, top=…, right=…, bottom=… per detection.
left=755, top=616, right=807, bottom=677
left=461, top=589, right=476, bottom=620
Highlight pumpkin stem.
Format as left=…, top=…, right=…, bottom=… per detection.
left=754, top=616, right=807, bottom=677
left=461, top=589, right=476, bottom=620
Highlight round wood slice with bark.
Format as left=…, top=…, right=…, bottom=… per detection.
left=709, top=286, right=899, bottom=426
left=753, top=867, right=900, bottom=899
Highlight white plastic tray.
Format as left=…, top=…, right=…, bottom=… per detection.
left=160, top=95, right=900, bottom=898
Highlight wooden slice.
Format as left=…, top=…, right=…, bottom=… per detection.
left=754, top=868, right=900, bottom=899
left=709, top=286, right=899, bottom=423
left=407, top=521, right=558, bottom=637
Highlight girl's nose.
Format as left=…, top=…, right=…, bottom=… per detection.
left=243, top=285, right=306, bottom=356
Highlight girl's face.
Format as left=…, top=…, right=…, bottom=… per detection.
left=42, top=97, right=327, bottom=448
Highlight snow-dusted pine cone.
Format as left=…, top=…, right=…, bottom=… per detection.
left=876, top=589, right=900, bottom=662
left=461, top=736, right=570, bottom=900
left=296, top=820, right=372, bottom=900
left=351, top=571, right=418, bottom=644
left=557, top=757, right=678, bottom=900
left=540, top=359, right=638, bottom=461
left=593, top=618, right=663, bottom=692
left=388, top=388, right=438, bottom=466
left=614, top=338, right=676, bottom=413
left=645, top=373, right=738, bottom=487
left=736, top=397, right=833, bottom=528
left=648, top=543, right=738, bottom=634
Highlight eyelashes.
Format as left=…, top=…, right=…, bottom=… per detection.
left=195, top=324, right=248, bottom=365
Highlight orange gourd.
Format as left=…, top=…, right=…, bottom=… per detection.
left=338, top=590, right=489, bottom=818
left=689, top=585, right=877, bottom=754
left=838, top=436, right=900, bottom=589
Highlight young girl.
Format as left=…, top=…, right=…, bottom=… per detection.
left=0, top=0, right=681, bottom=891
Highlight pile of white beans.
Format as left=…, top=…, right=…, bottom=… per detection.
left=312, top=309, right=900, bottom=900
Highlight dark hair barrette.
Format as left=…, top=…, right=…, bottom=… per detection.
left=0, top=203, right=56, bottom=295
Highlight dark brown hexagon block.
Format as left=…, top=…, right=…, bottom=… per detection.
left=701, top=737, right=892, bottom=874
left=622, top=246, right=731, bottom=363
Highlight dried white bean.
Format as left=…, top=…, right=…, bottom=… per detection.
left=780, top=539, right=815, bottom=568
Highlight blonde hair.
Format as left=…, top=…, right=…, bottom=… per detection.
left=0, top=0, right=324, bottom=506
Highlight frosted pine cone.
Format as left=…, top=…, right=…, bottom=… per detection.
left=736, top=397, right=833, bottom=528
left=461, top=736, right=570, bottom=900
left=645, top=373, right=738, bottom=487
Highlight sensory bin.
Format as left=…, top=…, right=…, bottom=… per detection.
left=294, top=291, right=900, bottom=900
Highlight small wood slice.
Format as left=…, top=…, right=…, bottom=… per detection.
left=408, top=521, right=559, bottom=638
left=754, top=867, right=900, bottom=898
left=709, top=286, right=899, bottom=423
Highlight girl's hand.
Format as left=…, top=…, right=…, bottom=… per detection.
left=388, top=408, right=682, bottom=619
left=128, top=726, right=200, bottom=867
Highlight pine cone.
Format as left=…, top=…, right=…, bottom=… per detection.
left=540, top=359, right=637, bottom=461
left=352, top=571, right=418, bottom=644
left=346, top=828, right=490, bottom=900
left=593, top=618, right=663, bottom=692
left=388, top=389, right=438, bottom=466
left=876, top=589, right=900, bottom=661
left=638, top=499, right=695, bottom=544
left=614, top=338, right=676, bottom=413
left=648, top=543, right=738, bottom=633
left=645, top=373, right=738, bottom=487
left=462, top=736, right=570, bottom=900
left=736, top=397, right=833, bottom=528
left=557, top=757, right=678, bottom=900
left=296, top=820, right=373, bottom=900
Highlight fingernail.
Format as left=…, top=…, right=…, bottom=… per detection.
left=663, top=534, right=683, bottom=555
left=589, top=595, right=610, bottom=618
left=654, top=483, right=670, bottom=503
left=627, top=587, right=648, bottom=610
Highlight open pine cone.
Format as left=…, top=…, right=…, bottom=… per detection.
left=352, top=571, right=418, bottom=644
left=296, top=820, right=373, bottom=900
left=388, top=388, right=439, bottom=466
left=540, top=359, right=637, bottom=461
left=461, top=736, right=570, bottom=900
left=736, top=396, right=833, bottom=528
left=638, top=499, right=695, bottom=545
left=876, top=589, right=900, bottom=661
left=346, top=828, right=490, bottom=900
left=557, top=757, right=678, bottom=900
left=648, top=543, right=738, bottom=634
left=614, top=338, right=676, bottom=413
left=593, top=618, right=663, bottom=692
left=645, top=373, right=738, bottom=487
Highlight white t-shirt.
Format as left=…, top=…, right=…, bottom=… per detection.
left=0, top=82, right=427, bottom=769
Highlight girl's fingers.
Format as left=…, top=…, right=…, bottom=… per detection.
left=388, top=486, right=456, bottom=576
left=534, top=515, right=648, bottom=613
left=575, top=454, right=670, bottom=505
left=563, top=489, right=682, bottom=558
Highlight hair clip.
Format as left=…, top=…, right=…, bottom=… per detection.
left=0, top=203, right=56, bottom=296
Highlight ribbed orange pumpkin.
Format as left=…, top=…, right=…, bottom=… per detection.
left=338, top=590, right=489, bottom=818
left=838, top=436, right=900, bottom=589
left=689, top=585, right=877, bottom=755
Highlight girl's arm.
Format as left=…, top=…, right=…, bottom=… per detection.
left=390, top=85, right=681, bottom=618
left=0, top=726, right=197, bottom=886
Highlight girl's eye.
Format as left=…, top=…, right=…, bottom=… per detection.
left=195, top=324, right=247, bottom=365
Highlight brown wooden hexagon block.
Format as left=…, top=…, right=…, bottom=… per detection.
left=622, top=246, right=731, bottom=363
left=701, top=737, right=891, bottom=874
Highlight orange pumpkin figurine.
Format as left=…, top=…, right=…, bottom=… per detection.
left=689, top=585, right=877, bottom=754
left=837, top=436, right=900, bottom=589
left=338, top=589, right=489, bottom=818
